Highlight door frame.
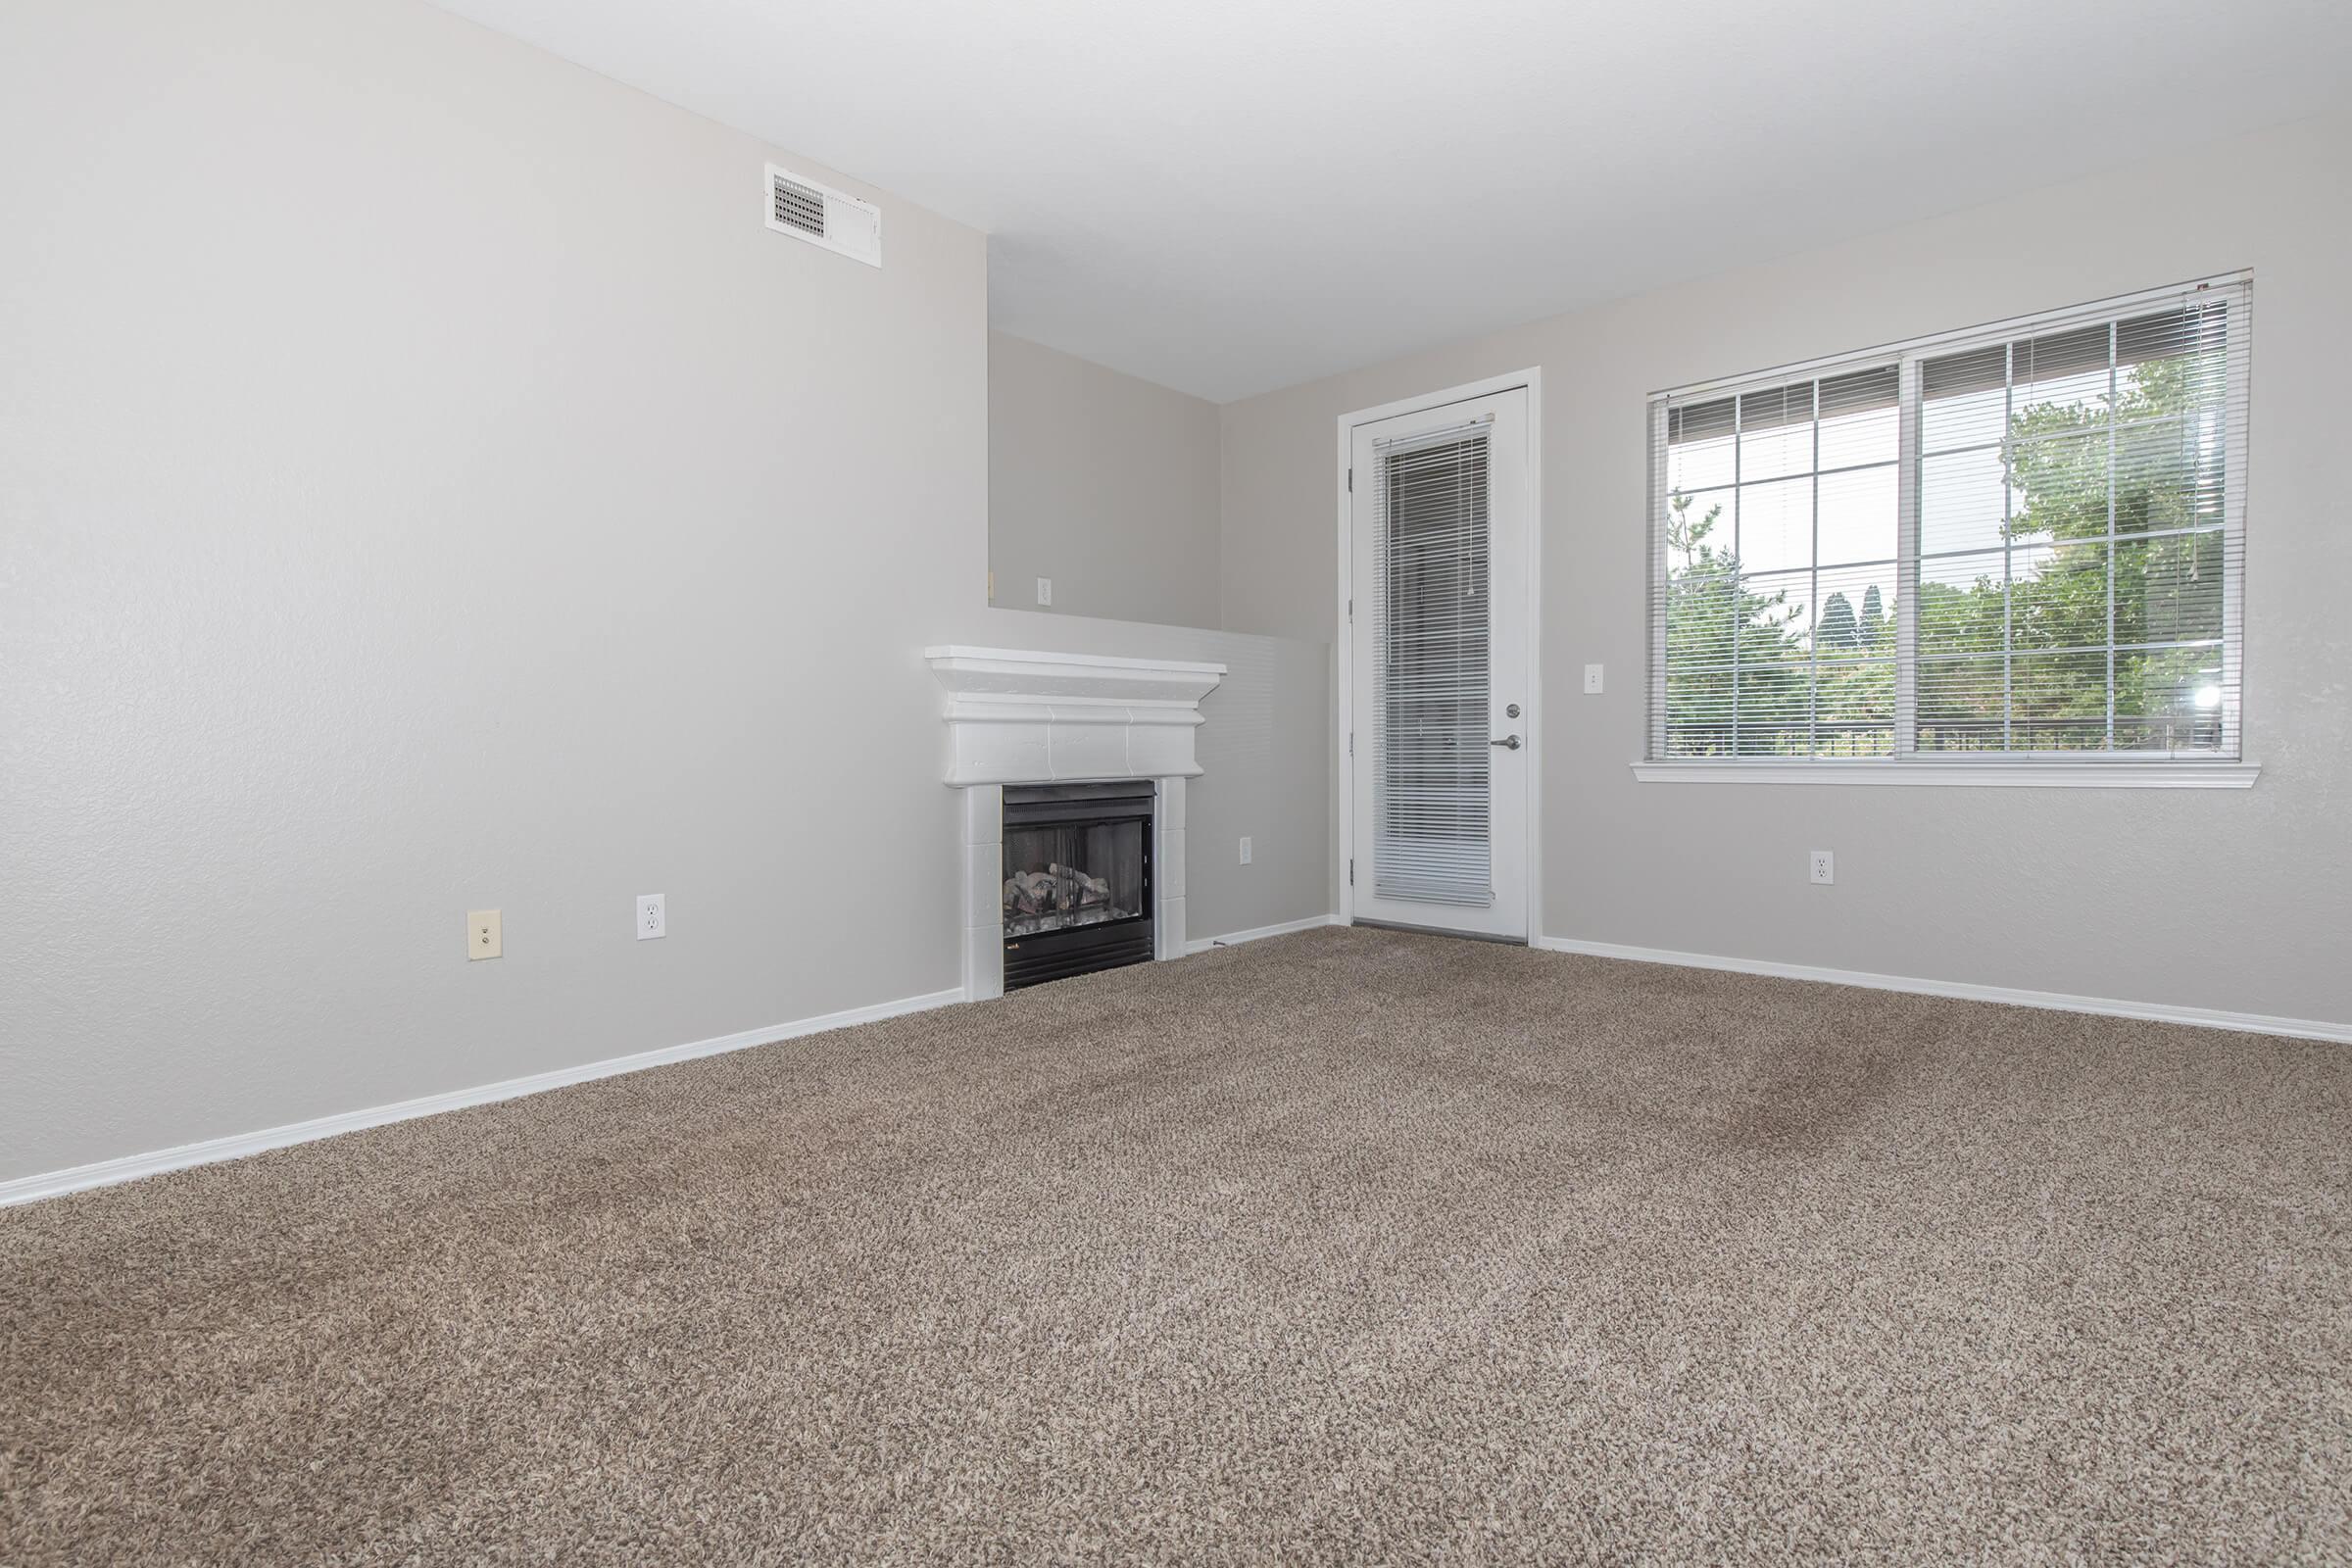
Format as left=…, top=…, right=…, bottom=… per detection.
left=1335, top=368, right=1544, bottom=942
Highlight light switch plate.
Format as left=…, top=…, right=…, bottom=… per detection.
left=1584, top=663, right=1604, bottom=694
left=1035, top=576, right=1053, bottom=607
left=637, top=893, right=666, bottom=940
left=467, top=909, right=502, bottom=960
left=1239, top=836, right=1252, bottom=865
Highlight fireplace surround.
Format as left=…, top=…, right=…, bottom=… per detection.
left=926, top=646, right=1226, bottom=1000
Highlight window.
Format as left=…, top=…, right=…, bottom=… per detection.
left=1644, top=276, right=2250, bottom=783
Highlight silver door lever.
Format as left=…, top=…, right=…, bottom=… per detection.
left=1491, top=735, right=1522, bottom=750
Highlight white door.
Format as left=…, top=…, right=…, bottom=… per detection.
left=1348, top=386, right=1531, bottom=940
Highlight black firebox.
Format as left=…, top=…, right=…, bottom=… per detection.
left=1002, top=781, right=1154, bottom=990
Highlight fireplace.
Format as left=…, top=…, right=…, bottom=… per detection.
left=1002, top=781, right=1154, bottom=990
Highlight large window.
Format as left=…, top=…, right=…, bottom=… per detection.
left=1646, top=277, right=2249, bottom=778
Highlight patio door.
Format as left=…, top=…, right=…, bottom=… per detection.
left=1347, top=385, right=1531, bottom=940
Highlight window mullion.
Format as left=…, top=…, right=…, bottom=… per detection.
left=2105, top=321, right=2119, bottom=750
left=1894, top=357, right=1922, bottom=755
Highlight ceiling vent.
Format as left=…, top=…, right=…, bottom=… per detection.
left=765, top=164, right=881, bottom=268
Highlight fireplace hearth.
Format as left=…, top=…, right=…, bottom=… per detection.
left=1002, top=782, right=1154, bottom=990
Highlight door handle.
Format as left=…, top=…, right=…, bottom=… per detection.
left=1491, top=734, right=1522, bottom=750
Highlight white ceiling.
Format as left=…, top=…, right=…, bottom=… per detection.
left=434, top=0, right=2351, bottom=403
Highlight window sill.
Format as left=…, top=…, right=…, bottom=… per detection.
left=1630, top=759, right=2261, bottom=789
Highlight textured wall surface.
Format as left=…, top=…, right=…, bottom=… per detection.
left=988, top=331, right=1223, bottom=630
left=1218, top=112, right=2352, bottom=1026
left=0, top=0, right=1328, bottom=1182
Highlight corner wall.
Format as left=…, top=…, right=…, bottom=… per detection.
left=988, top=331, right=1223, bottom=629
left=1216, top=112, right=2352, bottom=1027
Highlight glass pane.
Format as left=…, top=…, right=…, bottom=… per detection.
left=1816, top=464, right=1895, bottom=567
left=1739, top=566, right=1814, bottom=645
left=1814, top=660, right=1894, bottom=757
left=1917, top=551, right=2007, bottom=656
left=1376, top=435, right=1490, bottom=907
left=1738, top=383, right=1814, bottom=482
left=2115, top=650, right=2227, bottom=752
left=2118, top=305, right=2228, bottom=417
left=2010, top=650, right=2111, bottom=751
left=1917, top=656, right=2006, bottom=751
left=2116, top=531, right=2224, bottom=646
left=1813, top=563, right=1897, bottom=659
left=1921, top=446, right=2009, bottom=555
left=2007, top=539, right=2109, bottom=653
left=1922, top=344, right=2007, bottom=453
left=1734, top=664, right=1810, bottom=757
left=1665, top=666, right=1735, bottom=756
left=1663, top=570, right=1739, bottom=667
left=1667, top=489, right=1736, bottom=573
left=1004, top=820, right=1147, bottom=937
left=1736, top=475, right=1813, bottom=575
left=2012, top=323, right=2110, bottom=421
left=1817, top=379, right=1898, bottom=470
left=1668, top=431, right=1737, bottom=494
left=2114, top=415, right=2225, bottom=535
left=2007, top=429, right=2109, bottom=547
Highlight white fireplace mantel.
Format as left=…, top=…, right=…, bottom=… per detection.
left=923, top=646, right=1226, bottom=786
left=925, top=646, right=1226, bottom=1001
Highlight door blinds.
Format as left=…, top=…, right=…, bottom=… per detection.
left=1373, top=421, right=1494, bottom=905
left=1648, top=276, right=2249, bottom=764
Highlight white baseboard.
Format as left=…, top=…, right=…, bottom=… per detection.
left=0, top=986, right=967, bottom=1209
left=1532, top=936, right=2352, bottom=1044
left=1185, top=912, right=1339, bottom=956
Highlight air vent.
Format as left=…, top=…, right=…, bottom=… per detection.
left=771, top=172, right=825, bottom=236
left=764, top=163, right=881, bottom=268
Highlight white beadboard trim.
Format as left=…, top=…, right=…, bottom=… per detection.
left=1185, top=912, right=1339, bottom=955
left=1630, top=760, right=2260, bottom=788
left=1533, top=936, right=2350, bottom=1043
left=0, top=986, right=967, bottom=1209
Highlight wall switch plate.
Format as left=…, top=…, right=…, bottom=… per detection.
left=637, top=893, right=666, bottom=940
left=1809, top=851, right=1836, bottom=886
left=1239, top=836, right=1252, bottom=865
left=1584, top=663, right=1604, bottom=694
left=1035, top=576, right=1053, bottom=607
left=467, top=909, right=502, bottom=959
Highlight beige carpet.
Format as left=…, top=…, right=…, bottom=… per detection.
left=4, top=926, right=2348, bottom=1564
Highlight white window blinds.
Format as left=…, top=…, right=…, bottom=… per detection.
left=1648, top=276, right=2249, bottom=765
left=1373, top=421, right=1493, bottom=906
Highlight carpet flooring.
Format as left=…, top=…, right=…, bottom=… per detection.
left=4, top=924, right=2348, bottom=1563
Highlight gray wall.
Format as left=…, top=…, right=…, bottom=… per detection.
left=0, top=0, right=1329, bottom=1182
left=988, top=330, right=1222, bottom=629
left=1219, top=111, right=2352, bottom=1028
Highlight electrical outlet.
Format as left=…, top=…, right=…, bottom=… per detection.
left=637, top=893, right=666, bottom=940
left=1584, top=662, right=1604, bottom=694
left=1239, top=836, right=1252, bottom=865
left=1035, top=576, right=1053, bottom=607
left=1809, top=850, right=1836, bottom=886
left=467, top=909, right=502, bottom=960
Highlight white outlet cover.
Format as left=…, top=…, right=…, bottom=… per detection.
left=1239, top=836, right=1252, bottom=864
left=637, top=893, right=666, bottom=939
left=1035, top=576, right=1053, bottom=606
left=1584, top=662, right=1604, bottom=694
left=467, top=908, right=502, bottom=960
left=1809, top=851, right=1835, bottom=885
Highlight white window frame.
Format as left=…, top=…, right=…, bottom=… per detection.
left=1636, top=274, right=2259, bottom=790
